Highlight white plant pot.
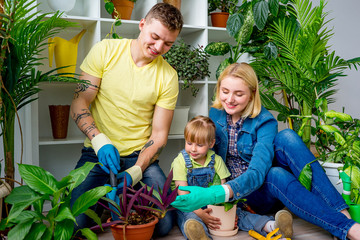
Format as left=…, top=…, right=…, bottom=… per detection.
left=207, top=204, right=238, bottom=237
left=47, top=0, right=76, bottom=13
left=169, top=106, right=190, bottom=135
left=320, top=161, right=344, bottom=194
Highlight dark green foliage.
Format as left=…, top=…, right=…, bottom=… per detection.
left=164, top=39, right=210, bottom=97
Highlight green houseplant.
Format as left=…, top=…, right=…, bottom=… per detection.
left=205, top=0, right=292, bottom=79
left=163, top=39, right=210, bottom=97
left=90, top=170, right=178, bottom=240
left=208, top=0, right=239, bottom=27
left=0, top=162, right=112, bottom=240
left=104, top=0, right=137, bottom=20
left=250, top=0, right=360, bottom=147
left=0, top=0, right=87, bottom=191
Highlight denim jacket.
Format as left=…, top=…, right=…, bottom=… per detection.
left=209, top=106, right=278, bottom=200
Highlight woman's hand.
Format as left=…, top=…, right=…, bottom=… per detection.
left=171, top=185, right=226, bottom=212
left=194, top=208, right=221, bottom=230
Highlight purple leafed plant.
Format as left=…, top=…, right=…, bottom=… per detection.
left=91, top=169, right=178, bottom=231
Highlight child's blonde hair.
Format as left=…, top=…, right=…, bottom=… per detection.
left=184, top=116, right=216, bottom=145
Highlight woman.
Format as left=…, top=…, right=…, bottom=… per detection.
left=171, top=63, right=360, bottom=240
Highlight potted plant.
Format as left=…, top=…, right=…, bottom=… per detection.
left=205, top=0, right=290, bottom=79
left=0, top=0, right=87, bottom=193
left=104, top=0, right=137, bottom=20
left=0, top=162, right=112, bottom=240
left=250, top=0, right=360, bottom=148
left=163, top=38, right=210, bottom=97
left=208, top=0, right=238, bottom=27
left=298, top=98, right=360, bottom=192
left=90, top=170, right=178, bottom=240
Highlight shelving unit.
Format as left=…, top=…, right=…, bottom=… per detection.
left=29, top=0, right=233, bottom=179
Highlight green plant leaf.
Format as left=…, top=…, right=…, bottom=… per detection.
left=55, top=206, right=76, bottom=223
left=66, top=162, right=98, bottom=191
left=253, top=0, right=269, bottom=30
left=54, top=219, right=74, bottom=240
left=25, top=222, right=47, bottom=240
left=105, top=2, right=114, bottom=15
left=72, top=186, right=112, bottom=217
left=205, top=42, right=231, bottom=56
left=319, top=125, right=340, bottom=134
left=5, top=185, right=41, bottom=204
left=7, top=218, right=34, bottom=240
left=334, top=132, right=346, bottom=146
left=18, top=164, right=58, bottom=195
left=80, top=228, right=98, bottom=240
left=84, top=208, right=103, bottom=230
left=226, top=13, right=244, bottom=38
left=298, top=163, right=312, bottom=191
left=269, top=0, right=279, bottom=17
left=264, top=42, right=278, bottom=60
left=325, top=110, right=353, bottom=122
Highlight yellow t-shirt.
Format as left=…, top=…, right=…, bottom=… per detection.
left=81, top=39, right=179, bottom=156
left=170, top=150, right=231, bottom=190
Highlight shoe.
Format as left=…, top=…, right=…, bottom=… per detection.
left=184, top=219, right=210, bottom=240
left=274, top=210, right=293, bottom=238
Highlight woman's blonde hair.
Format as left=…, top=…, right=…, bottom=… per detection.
left=184, top=116, right=216, bottom=145
left=212, top=62, right=261, bottom=118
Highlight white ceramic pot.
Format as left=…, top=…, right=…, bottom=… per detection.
left=207, top=204, right=238, bottom=237
left=169, top=106, right=190, bottom=135
left=47, top=0, right=76, bottom=13
left=320, top=161, right=344, bottom=194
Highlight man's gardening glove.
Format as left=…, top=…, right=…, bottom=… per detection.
left=105, top=184, right=120, bottom=220
left=91, top=133, right=121, bottom=174
left=115, top=166, right=142, bottom=194
left=171, top=185, right=226, bottom=212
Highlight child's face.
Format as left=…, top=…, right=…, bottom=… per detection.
left=185, top=139, right=215, bottom=162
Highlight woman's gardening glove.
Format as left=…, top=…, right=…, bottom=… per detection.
left=115, top=166, right=142, bottom=194
left=171, top=185, right=225, bottom=212
left=91, top=133, right=121, bottom=174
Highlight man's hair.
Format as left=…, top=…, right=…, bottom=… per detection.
left=145, top=3, right=183, bottom=32
left=184, top=116, right=216, bottom=145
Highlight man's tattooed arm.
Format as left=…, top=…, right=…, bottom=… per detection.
left=73, top=83, right=98, bottom=99
left=72, top=108, right=98, bottom=138
left=140, top=140, right=165, bottom=165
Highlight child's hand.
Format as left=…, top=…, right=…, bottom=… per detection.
left=194, top=208, right=221, bottom=230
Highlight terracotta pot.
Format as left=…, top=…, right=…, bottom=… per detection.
left=49, top=105, right=70, bottom=139
left=108, top=217, right=159, bottom=240
left=210, top=12, right=229, bottom=28
left=163, top=0, right=181, bottom=10
left=112, top=0, right=135, bottom=20
left=207, top=204, right=238, bottom=237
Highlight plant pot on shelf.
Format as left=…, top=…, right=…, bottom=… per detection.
left=163, top=0, right=181, bottom=10
left=210, top=12, right=229, bottom=28
left=169, top=106, right=190, bottom=135
left=49, top=105, right=70, bottom=139
left=47, top=0, right=76, bottom=13
left=107, top=216, right=159, bottom=240
left=112, top=0, right=135, bottom=20
left=207, top=204, right=238, bottom=237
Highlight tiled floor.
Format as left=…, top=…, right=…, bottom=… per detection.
left=97, top=214, right=334, bottom=240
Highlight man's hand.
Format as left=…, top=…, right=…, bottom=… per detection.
left=91, top=133, right=121, bottom=174
left=115, top=166, right=142, bottom=194
left=171, top=185, right=226, bottom=212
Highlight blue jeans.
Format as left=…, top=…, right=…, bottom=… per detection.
left=70, top=147, right=174, bottom=237
left=242, top=129, right=356, bottom=240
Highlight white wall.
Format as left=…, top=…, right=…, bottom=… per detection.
left=318, top=0, right=360, bottom=118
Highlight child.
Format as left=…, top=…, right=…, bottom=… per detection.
left=171, top=115, right=293, bottom=240
left=171, top=115, right=231, bottom=240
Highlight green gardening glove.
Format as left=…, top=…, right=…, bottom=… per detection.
left=171, top=185, right=226, bottom=212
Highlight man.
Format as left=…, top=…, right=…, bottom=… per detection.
left=70, top=3, right=183, bottom=236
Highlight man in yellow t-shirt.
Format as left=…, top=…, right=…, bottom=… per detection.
left=70, top=3, right=183, bottom=236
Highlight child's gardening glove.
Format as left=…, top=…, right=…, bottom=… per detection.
left=248, top=228, right=291, bottom=240
left=171, top=185, right=225, bottom=212
left=91, top=133, right=121, bottom=174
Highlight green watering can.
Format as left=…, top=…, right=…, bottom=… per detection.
left=339, top=170, right=360, bottom=223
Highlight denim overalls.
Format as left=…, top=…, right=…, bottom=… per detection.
left=176, top=149, right=216, bottom=239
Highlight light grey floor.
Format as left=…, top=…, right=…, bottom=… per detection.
left=97, top=214, right=334, bottom=240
